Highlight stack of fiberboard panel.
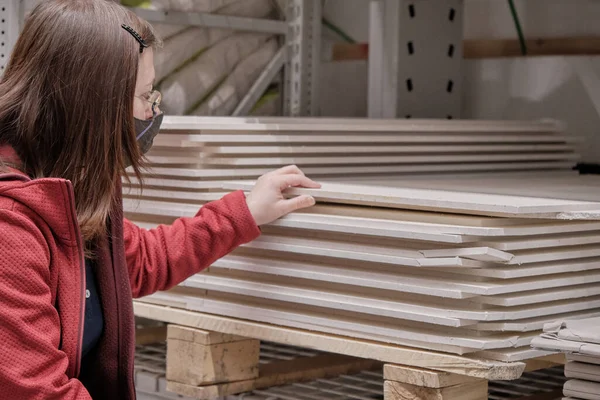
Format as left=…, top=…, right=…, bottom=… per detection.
left=532, top=318, right=600, bottom=400
left=122, top=116, right=581, bottom=205
left=123, top=116, right=600, bottom=362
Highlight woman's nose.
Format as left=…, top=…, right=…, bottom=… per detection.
left=148, top=105, right=161, bottom=120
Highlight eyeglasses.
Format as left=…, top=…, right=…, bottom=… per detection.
left=137, top=90, right=162, bottom=116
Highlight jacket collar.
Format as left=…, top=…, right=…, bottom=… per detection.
left=0, top=144, right=80, bottom=244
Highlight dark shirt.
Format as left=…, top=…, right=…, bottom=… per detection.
left=81, top=257, right=104, bottom=359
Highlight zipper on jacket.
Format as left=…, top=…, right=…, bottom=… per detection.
left=64, top=181, right=86, bottom=378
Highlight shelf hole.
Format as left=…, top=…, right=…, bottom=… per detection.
left=448, top=44, right=455, bottom=57
left=406, top=79, right=413, bottom=92
left=407, top=41, right=414, bottom=55
left=447, top=115, right=453, bottom=119
left=449, top=8, right=456, bottom=21
left=405, top=115, right=411, bottom=119
left=408, top=4, right=415, bottom=18
left=1, top=7, right=5, bottom=11
left=446, top=80, right=454, bottom=93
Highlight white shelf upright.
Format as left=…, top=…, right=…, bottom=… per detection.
left=368, top=0, right=464, bottom=119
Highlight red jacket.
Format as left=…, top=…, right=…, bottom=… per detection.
left=0, top=147, right=261, bottom=399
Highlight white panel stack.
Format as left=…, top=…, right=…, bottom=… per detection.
left=124, top=116, right=600, bottom=363
left=146, top=116, right=578, bottom=169
left=123, top=116, right=582, bottom=205
left=532, top=318, right=600, bottom=400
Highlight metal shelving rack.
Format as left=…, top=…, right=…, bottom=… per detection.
left=0, top=0, right=322, bottom=117
left=367, top=0, right=464, bottom=119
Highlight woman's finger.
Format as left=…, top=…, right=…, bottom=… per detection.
left=277, top=195, right=316, bottom=215
left=276, top=174, right=321, bottom=191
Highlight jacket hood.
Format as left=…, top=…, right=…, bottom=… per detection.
left=0, top=145, right=78, bottom=244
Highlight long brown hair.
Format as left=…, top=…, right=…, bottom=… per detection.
left=0, top=0, right=159, bottom=243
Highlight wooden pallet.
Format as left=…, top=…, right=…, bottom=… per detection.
left=133, top=306, right=567, bottom=399
left=133, top=321, right=566, bottom=400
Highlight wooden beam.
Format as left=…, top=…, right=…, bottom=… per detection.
left=330, top=37, right=600, bottom=61
left=133, top=302, right=526, bottom=381
left=464, top=37, right=600, bottom=59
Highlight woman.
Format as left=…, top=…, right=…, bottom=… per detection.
left=0, top=1, right=319, bottom=399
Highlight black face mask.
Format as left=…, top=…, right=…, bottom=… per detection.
left=135, top=112, right=163, bottom=154
left=124, top=113, right=164, bottom=168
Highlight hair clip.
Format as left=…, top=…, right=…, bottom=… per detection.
left=121, top=24, right=149, bottom=53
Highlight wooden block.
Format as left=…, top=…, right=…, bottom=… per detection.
left=166, top=325, right=259, bottom=386
left=167, top=324, right=246, bottom=345
left=384, top=379, right=488, bottom=400
left=383, top=364, right=484, bottom=388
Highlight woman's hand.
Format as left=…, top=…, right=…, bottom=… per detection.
left=245, top=165, right=321, bottom=226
